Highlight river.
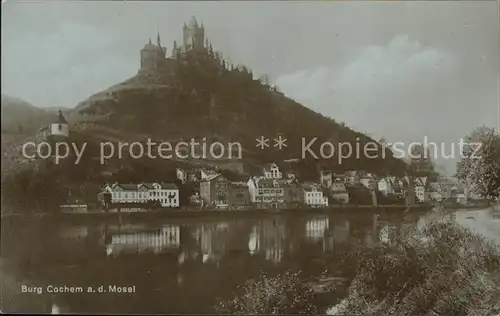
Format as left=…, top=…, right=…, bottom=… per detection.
left=1, top=210, right=427, bottom=314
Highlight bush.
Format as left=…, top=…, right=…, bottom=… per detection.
left=215, top=271, right=322, bottom=315
left=215, top=214, right=500, bottom=316
left=329, top=214, right=500, bottom=316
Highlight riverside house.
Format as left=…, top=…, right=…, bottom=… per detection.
left=101, top=182, right=179, bottom=207
left=228, top=181, right=252, bottom=209
left=247, top=177, right=285, bottom=209
left=199, top=174, right=230, bottom=209
left=146, top=182, right=180, bottom=207
left=103, top=183, right=150, bottom=204
left=302, top=182, right=328, bottom=208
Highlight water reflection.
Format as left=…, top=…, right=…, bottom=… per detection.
left=306, top=216, right=329, bottom=240
left=55, top=214, right=406, bottom=264
left=3, top=211, right=425, bottom=314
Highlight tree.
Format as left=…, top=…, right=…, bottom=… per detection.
left=456, top=126, right=500, bottom=202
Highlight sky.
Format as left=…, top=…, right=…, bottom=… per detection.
left=2, top=1, right=499, bottom=174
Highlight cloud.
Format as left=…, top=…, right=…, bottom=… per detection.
left=277, top=35, right=457, bottom=116
left=276, top=35, right=462, bottom=173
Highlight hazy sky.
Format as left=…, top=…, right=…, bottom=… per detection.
left=2, top=1, right=499, bottom=174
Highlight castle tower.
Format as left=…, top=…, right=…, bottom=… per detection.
left=182, top=16, right=205, bottom=52
left=140, top=33, right=167, bottom=70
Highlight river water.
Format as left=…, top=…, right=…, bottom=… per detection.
left=1, top=210, right=427, bottom=314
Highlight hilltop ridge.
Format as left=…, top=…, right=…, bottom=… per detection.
left=72, top=19, right=406, bottom=175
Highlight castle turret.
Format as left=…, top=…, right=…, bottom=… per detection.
left=182, top=16, right=205, bottom=52
left=140, top=33, right=167, bottom=70
left=172, top=41, right=178, bottom=56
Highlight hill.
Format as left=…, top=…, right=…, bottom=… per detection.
left=0, top=95, right=56, bottom=135
left=73, top=46, right=406, bottom=177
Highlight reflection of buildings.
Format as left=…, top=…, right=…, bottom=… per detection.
left=305, top=216, right=329, bottom=240
left=261, top=218, right=286, bottom=263
left=105, top=225, right=180, bottom=256
left=248, top=225, right=260, bottom=255
left=200, top=224, right=228, bottom=263
left=323, top=219, right=351, bottom=253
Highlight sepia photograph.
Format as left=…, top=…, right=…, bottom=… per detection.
left=1, top=0, right=500, bottom=314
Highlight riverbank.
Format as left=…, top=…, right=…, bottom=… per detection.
left=1, top=204, right=432, bottom=219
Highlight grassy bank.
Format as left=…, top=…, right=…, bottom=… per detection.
left=215, top=214, right=500, bottom=315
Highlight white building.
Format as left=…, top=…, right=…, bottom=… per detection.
left=104, top=183, right=150, bottom=204
left=303, top=183, right=328, bottom=207
left=176, top=168, right=188, bottom=184
left=360, top=173, right=377, bottom=190
left=263, top=163, right=283, bottom=180
left=247, top=177, right=285, bottom=209
left=378, top=177, right=396, bottom=195
left=146, top=182, right=180, bottom=207
left=103, top=182, right=179, bottom=207
left=320, top=170, right=334, bottom=187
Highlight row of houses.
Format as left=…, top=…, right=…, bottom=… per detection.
left=98, top=162, right=472, bottom=210
left=198, top=163, right=331, bottom=209
left=375, top=174, right=472, bottom=203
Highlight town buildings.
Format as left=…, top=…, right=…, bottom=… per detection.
left=101, top=153, right=467, bottom=212
left=101, top=182, right=179, bottom=207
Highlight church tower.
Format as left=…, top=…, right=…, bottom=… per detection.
left=50, top=110, right=70, bottom=140
left=182, top=16, right=205, bottom=52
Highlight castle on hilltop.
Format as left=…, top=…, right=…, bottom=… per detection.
left=140, top=16, right=210, bottom=72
